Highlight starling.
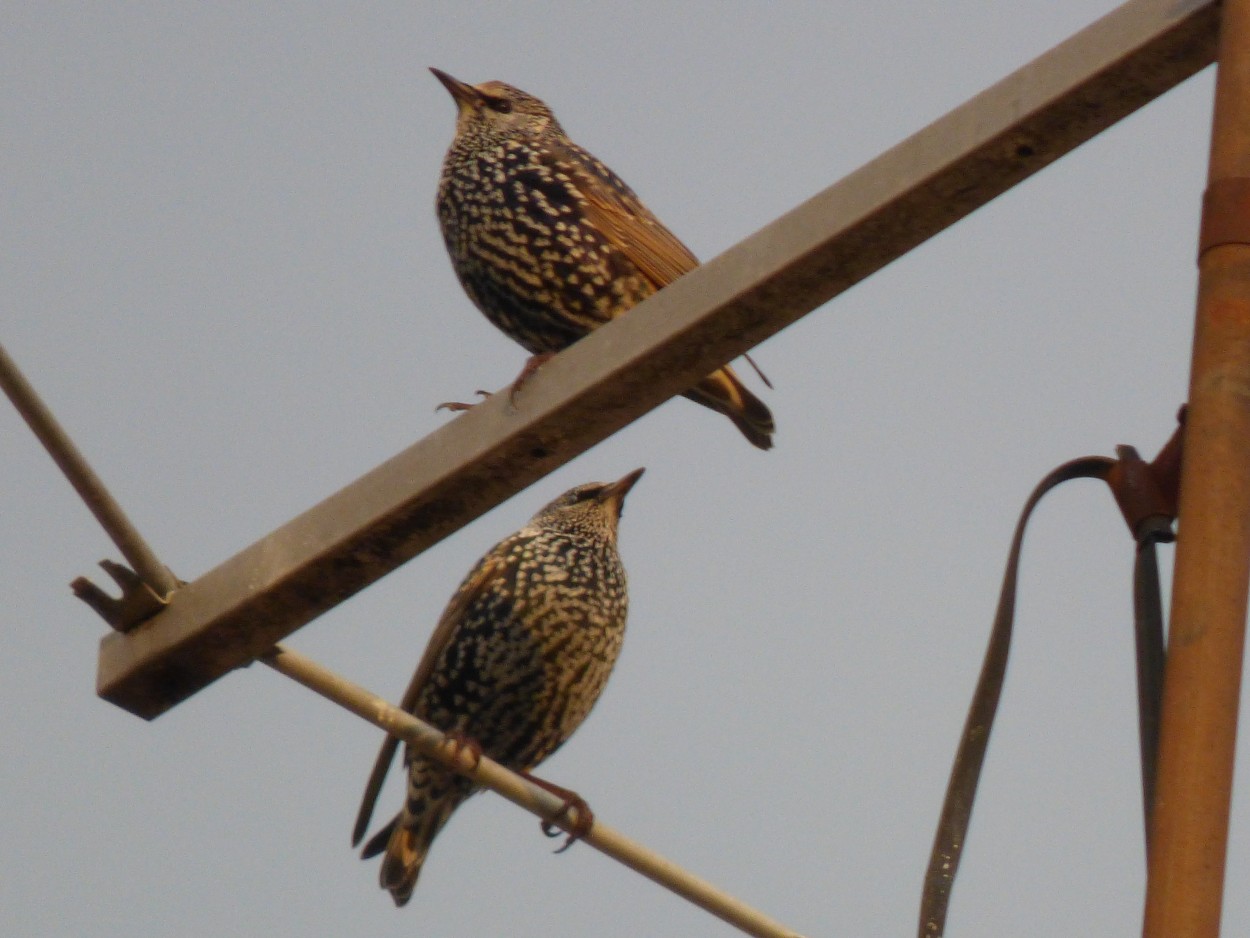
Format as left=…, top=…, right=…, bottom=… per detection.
left=352, top=468, right=644, bottom=905
left=430, top=68, right=775, bottom=450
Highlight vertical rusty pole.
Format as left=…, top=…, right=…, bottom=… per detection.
left=1144, top=3, right=1250, bottom=935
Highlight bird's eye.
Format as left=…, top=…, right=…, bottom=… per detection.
left=488, top=97, right=514, bottom=114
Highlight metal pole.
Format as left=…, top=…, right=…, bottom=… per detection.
left=260, top=645, right=807, bottom=938
left=1144, top=1, right=1250, bottom=933
left=0, top=341, right=179, bottom=599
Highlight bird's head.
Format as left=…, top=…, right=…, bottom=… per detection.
left=531, top=468, right=646, bottom=540
left=431, top=68, right=563, bottom=140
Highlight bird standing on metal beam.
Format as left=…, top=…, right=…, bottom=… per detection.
left=352, top=469, right=644, bottom=905
left=430, top=69, right=775, bottom=450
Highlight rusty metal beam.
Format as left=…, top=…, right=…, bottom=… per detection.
left=1143, top=0, right=1250, bottom=934
left=97, top=0, right=1220, bottom=718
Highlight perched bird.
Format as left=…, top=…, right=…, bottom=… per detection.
left=352, top=468, right=644, bottom=905
left=430, top=68, right=775, bottom=450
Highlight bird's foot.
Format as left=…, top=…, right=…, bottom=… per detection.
left=440, top=731, right=484, bottom=773
left=436, top=390, right=492, bottom=413
left=519, top=771, right=594, bottom=852
left=508, top=353, right=556, bottom=406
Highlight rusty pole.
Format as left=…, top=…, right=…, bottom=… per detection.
left=1144, top=2, right=1250, bottom=935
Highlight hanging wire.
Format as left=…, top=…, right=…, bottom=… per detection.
left=262, top=644, right=808, bottom=938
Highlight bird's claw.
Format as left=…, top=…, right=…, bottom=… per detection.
left=436, top=353, right=556, bottom=413
left=436, top=390, right=492, bottom=413
left=440, top=731, right=485, bottom=773
left=519, top=771, right=593, bottom=852
left=541, top=794, right=594, bottom=853
left=541, top=798, right=593, bottom=853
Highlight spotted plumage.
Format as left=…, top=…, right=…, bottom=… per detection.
left=431, top=69, right=775, bottom=450
left=352, top=469, right=643, bottom=905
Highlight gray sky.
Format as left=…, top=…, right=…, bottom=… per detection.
left=4, top=3, right=1244, bottom=936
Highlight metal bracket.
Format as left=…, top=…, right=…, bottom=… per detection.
left=1107, top=408, right=1185, bottom=543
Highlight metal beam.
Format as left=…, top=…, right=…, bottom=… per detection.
left=97, top=0, right=1220, bottom=718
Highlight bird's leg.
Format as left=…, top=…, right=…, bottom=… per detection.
left=518, top=770, right=594, bottom=852
left=439, top=731, right=485, bottom=774
left=435, top=390, right=492, bottom=413
left=435, top=350, right=555, bottom=412
left=508, top=352, right=556, bottom=406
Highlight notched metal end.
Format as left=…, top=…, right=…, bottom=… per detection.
left=71, top=559, right=179, bottom=632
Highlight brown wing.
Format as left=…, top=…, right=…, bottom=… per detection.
left=550, top=140, right=699, bottom=294
left=550, top=144, right=776, bottom=448
left=350, top=549, right=513, bottom=847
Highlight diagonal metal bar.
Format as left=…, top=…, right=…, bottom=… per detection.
left=1, top=341, right=180, bottom=600
left=261, top=644, right=807, bottom=938
left=97, top=0, right=1220, bottom=718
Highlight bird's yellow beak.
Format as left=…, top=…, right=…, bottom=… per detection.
left=430, top=68, right=482, bottom=111
left=600, top=467, right=646, bottom=516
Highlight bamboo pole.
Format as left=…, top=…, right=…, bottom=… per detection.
left=261, top=644, right=807, bottom=938
left=1143, top=2, right=1250, bottom=934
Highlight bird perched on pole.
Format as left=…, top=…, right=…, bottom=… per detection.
left=430, top=68, right=775, bottom=450
left=352, top=468, right=644, bottom=905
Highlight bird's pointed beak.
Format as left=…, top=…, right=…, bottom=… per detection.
left=430, top=68, right=482, bottom=110
left=600, top=467, right=646, bottom=514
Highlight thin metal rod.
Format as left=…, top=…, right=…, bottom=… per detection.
left=260, top=644, right=806, bottom=938
left=1144, top=1, right=1250, bottom=934
left=96, top=0, right=1220, bottom=719
left=0, top=341, right=179, bottom=598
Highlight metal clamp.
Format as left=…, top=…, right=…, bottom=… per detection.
left=1199, top=178, right=1250, bottom=258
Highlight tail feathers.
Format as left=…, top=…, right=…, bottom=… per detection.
left=360, top=816, right=398, bottom=860
left=377, top=819, right=428, bottom=907
left=363, top=808, right=442, bottom=907
left=683, top=365, right=775, bottom=450
left=362, top=767, right=472, bottom=907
